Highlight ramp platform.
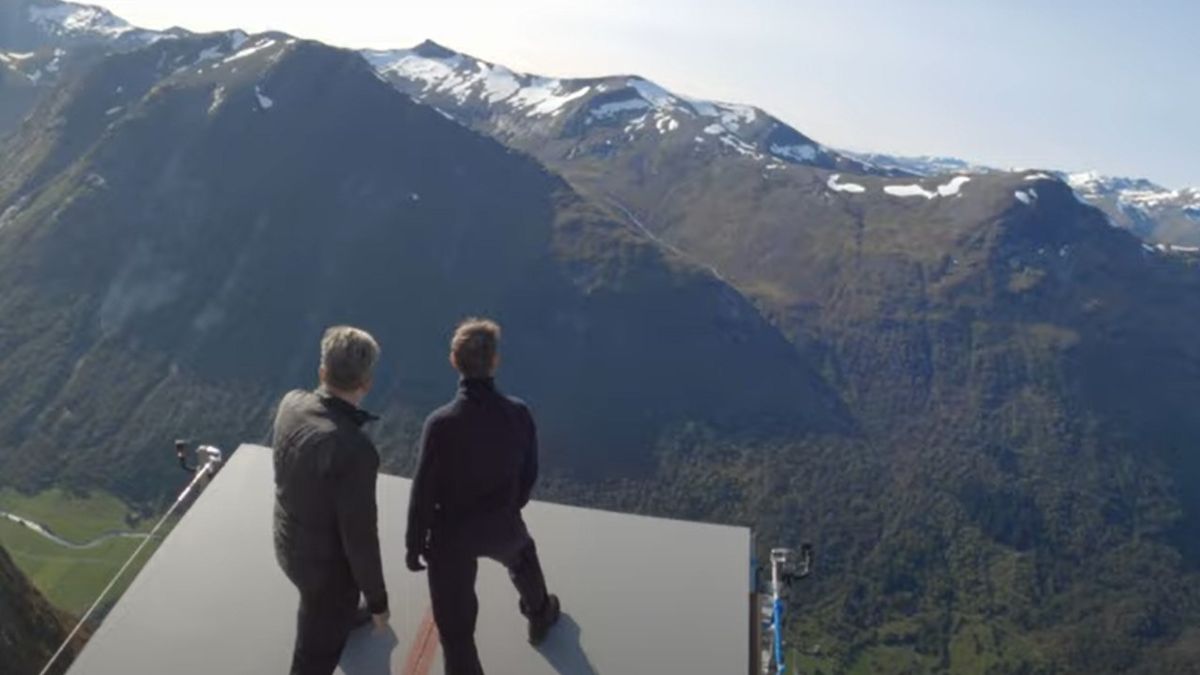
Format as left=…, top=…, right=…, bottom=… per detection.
left=67, top=445, right=751, bottom=674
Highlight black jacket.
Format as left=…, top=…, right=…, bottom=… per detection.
left=406, top=378, right=539, bottom=555
left=272, top=388, right=388, bottom=614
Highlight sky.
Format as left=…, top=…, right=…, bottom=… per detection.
left=92, top=0, right=1199, bottom=188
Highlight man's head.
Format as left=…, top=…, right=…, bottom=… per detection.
left=319, top=326, right=380, bottom=404
left=450, top=318, right=501, bottom=379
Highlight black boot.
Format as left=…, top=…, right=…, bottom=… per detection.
left=524, top=594, right=561, bottom=646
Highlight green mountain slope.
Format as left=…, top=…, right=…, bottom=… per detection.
left=0, top=544, right=79, bottom=675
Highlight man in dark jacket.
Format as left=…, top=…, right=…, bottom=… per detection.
left=273, top=326, right=390, bottom=675
left=406, top=318, right=560, bottom=675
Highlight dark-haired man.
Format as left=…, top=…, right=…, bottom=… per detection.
left=406, top=318, right=560, bottom=675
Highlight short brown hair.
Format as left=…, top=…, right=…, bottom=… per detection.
left=321, top=326, right=380, bottom=390
left=451, top=318, right=501, bottom=379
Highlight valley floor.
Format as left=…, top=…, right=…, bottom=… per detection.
left=0, top=488, right=165, bottom=616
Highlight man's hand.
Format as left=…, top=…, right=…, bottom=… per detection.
left=372, top=611, right=390, bottom=634
left=406, top=550, right=427, bottom=572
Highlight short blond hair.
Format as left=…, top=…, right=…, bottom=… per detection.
left=321, top=326, right=380, bottom=390
left=451, top=318, right=500, bottom=379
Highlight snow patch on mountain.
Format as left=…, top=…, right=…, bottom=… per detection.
left=0, top=52, right=35, bottom=64
left=478, top=64, right=521, bottom=103
left=255, top=85, right=274, bottom=110
left=628, top=78, right=676, bottom=108
left=1015, top=189, right=1037, bottom=205
left=655, top=115, right=679, bottom=134
left=509, top=79, right=591, bottom=116
left=445, top=62, right=521, bottom=104
left=716, top=104, right=757, bottom=131
left=719, top=134, right=761, bottom=159
left=208, top=86, right=226, bottom=115
left=937, top=176, right=971, bottom=197
left=885, top=184, right=938, bottom=199
left=366, top=49, right=533, bottom=107
left=827, top=174, right=866, bottom=194
left=364, top=49, right=462, bottom=91
left=1067, top=171, right=1147, bottom=195
left=367, top=47, right=598, bottom=117
left=1145, top=242, right=1200, bottom=255
left=225, top=39, right=277, bottom=64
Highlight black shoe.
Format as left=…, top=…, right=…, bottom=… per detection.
left=526, top=594, right=561, bottom=646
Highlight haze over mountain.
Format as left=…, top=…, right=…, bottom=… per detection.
left=1, top=3, right=1199, bottom=674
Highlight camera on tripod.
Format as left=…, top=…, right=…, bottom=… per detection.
left=174, top=439, right=224, bottom=486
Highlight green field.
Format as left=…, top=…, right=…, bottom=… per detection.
left=0, top=488, right=166, bottom=617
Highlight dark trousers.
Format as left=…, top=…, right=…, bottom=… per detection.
left=281, top=556, right=360, bottom=675
left=427, top=514, right=549, bottom=675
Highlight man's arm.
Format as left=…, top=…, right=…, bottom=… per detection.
left=333, top=436, right=388, bottom=615
left=517, top=405, right=539, bottom=509
left=406, top=418, right=439, bottom=563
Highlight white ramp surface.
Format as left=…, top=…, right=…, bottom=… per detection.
left=68, top=444, right=751, bottom=674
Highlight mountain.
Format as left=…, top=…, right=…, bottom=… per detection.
left=1, top=4, right=1200, bottom=674
left=363, top=42, right=1200, bottom=260
left=368, top=41, right=1200, bottom=674
left=0, top=545, right=78, bottom=675
left=0, top=0, right=181, bottom=139
left=830, top=152, right=1200, bottom=250
left=0, top=0, right=168, bottom=51
left=0, top=30, right=843, bottom=498
left=1065, top=171, right=1200, bottom=249
left=363, top=41, right=891, bottom=178
left=840, top=152, right=994, bottom=177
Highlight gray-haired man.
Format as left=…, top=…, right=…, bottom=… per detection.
left=273, top=326, right=390, bottom=675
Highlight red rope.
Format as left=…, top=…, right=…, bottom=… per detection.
left=402, top=607, right=440, bottom=675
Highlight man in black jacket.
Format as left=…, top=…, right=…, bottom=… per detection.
left=406, top=318, right=560, bottom=675
left=273, top=326, right=390, bottom=675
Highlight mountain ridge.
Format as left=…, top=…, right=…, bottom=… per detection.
left=5, top=0, right=1195, bottom=244
left=362, top=39, right=1200, bottom=250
